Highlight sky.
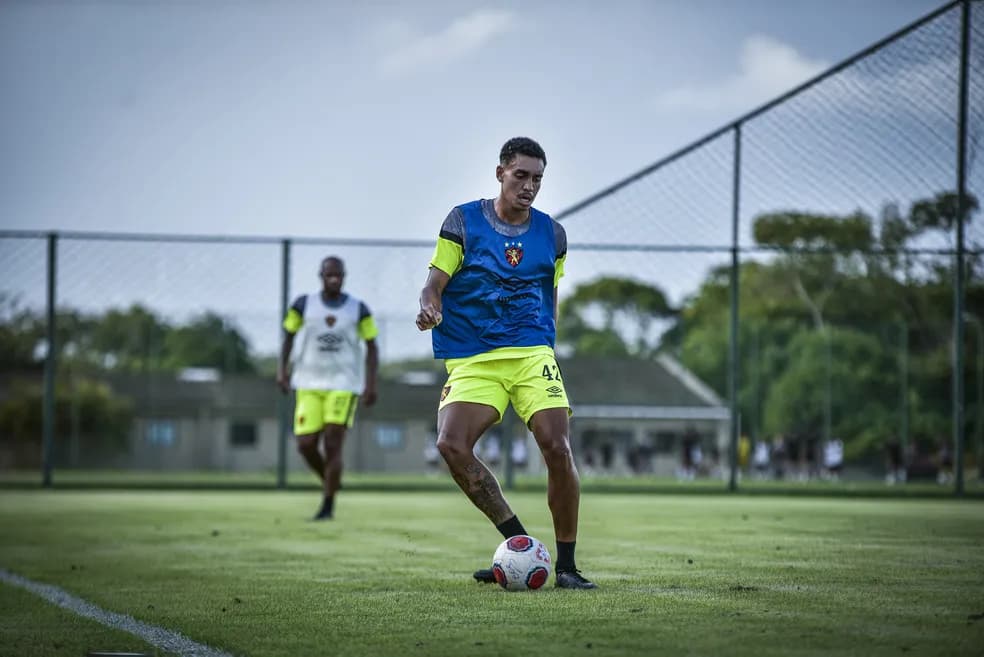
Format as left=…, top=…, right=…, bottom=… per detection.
left=0, top=0, right=950, bottom=242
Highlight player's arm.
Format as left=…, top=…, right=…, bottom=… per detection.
left=277, top=296, right=306, bottom=393
left=417, top=210, right=464, bottom=331
left=363, top=338, right=379, bottom=406
left=277, top=334, right=294, bottom=393
left=417, top=267, right=450, bottom=331
left=552, top=219, right=567, bottom=328
left=358, top=305, right=379, bottom=406
left=554, top=286, right=559, bottom=326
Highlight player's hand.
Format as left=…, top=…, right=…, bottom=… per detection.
left=416, top=305, right=442, bottom=331
left=362, top=386, right=377, bottom=407
left=276, top=370, right=290, bottom=395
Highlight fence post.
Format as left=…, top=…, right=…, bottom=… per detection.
left=42, top=233, right=58, bottom=488
left=728, top=123, right=742, bottom=492
left=277, top=239, right=291, bottom=489
left=952, top=0, right=970, bottom=496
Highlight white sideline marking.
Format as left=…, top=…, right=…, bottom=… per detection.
left=0, top=568, right=236, bottom=657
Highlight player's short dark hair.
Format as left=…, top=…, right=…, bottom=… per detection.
left=499, top=137, right=546, bottom=167
left=320, top=256, right=345, bottom=274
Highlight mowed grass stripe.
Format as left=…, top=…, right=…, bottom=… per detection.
left=0, top=490, right=982, bottom=657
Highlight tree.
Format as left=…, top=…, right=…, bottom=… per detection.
left=0, top=294, right=44, bottom=368
left=558, top=276, right=676, bottom=357
left=164, top=312, right=255, bottom=373
left=753, top=211, right=873, bottom=330
left=761, top=327, right=899, bottom=459
left=673, top=190, right=982, bottom=460
left=87, top=305, right=169, bottom=370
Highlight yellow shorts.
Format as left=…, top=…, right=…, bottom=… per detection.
left=438, top=353, right=570, bottom=425
left=294, top=389, right=359, bottom=435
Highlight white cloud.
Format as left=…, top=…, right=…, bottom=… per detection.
left=377, top=9, right=517, bottom=78
left=653, top=35, right=829, bottom=113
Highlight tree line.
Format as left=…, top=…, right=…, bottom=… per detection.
left=559, top=191, right=982, bottom=461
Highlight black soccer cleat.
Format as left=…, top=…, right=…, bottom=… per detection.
left=555, top=569, right=597, bottom=589
left=473, top=568, right=496, bottom=583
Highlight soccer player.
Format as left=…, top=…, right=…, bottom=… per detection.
left=415, top=137, right=596, bottom=589
left=277, top=256, right=379, bottom=520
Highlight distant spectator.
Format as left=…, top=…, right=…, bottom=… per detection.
left=884, top=437, right=906, bottom=485
left=582, top=447, right=598, bottom=475
left=511, top=434, right=528, bottom=471
left=600, top=442, right=614, bottom=471
left=707, top=444, right=723, bottom=480
left=822, top=438, right=844, bottom=481
left=752, top=440, right=770, bottom=479
left=691, top=442, right=704, bottom=478
left=678, top=427, right=699, bottom=481
left=936, top=437, right=953, bottom=485
left=482, top=432, right=502, bottom=469
left=737, top=434, right=751, bottom=474
left=790, top=433, right=809, bottom=482
left=771, top=435, right=788, bottom=480
left=424, top=439, right=441, bottom=472
left=424, top=424, right=441, bottom=473
left=805, top=433, right=821, bottom=481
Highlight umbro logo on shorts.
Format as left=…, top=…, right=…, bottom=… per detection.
left=546, top=385, right=563, bottom=397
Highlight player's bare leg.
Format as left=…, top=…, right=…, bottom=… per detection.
left=528, top=408, right=579, bottom=541
left=314, top=424, right=347, bottom=519
left=436, top=402, right=514, bottom=524
left=322, top=425, right=346, bottom=495
left=437, top=402, right=532, bottom=583
left=529, top=407, right=596, bottom=589
left=296, top=432, right=325, bottom=483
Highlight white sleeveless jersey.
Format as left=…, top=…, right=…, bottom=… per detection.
left=290, top=292, right=368, bottom=393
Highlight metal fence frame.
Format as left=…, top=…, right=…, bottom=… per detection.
left=0, top=0, right=980, bottom=494
left=553, top=0, right=980, bottom=495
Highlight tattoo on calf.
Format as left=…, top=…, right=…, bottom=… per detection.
left=451, top=461, right=510, bottom=522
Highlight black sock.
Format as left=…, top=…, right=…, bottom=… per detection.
left=317, top=495, right=334, bottom=517
left=495, top=515, right=527, bottom=539
left=556, top=541, right=576, bottom=572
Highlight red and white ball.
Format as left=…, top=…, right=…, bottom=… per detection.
left=491, top=535, right=552, bottom=591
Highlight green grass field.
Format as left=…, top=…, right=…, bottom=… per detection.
left=1, top=489, right=982, bottom=657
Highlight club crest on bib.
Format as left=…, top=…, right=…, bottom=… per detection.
left=504, top=241, right=523, bottom=267
left=325, top=315, right=337, bottom=327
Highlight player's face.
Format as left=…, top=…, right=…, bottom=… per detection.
left=497, top=154, right=544, bottom=213
left=320, top=260, right=345, bottom=295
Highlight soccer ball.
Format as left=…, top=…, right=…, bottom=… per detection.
left=491, top=535, right=552, bottom=591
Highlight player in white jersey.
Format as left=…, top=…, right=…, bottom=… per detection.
left=277, top=256, right=379, bottom=519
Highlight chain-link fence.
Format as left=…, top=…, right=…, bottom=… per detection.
left=1, top=0, right=982, bottom=493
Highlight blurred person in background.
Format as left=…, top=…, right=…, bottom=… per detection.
left=678, top=426, right=699, bottom=481
left=415, top=136, right=596, bottom=590
left=737, top=433, right=751, bottom=477
left=884, top=436, right=906, bottom=485
left=752, top=439, right=771, bottom=479
left=277, top=256, right=379, bottom=520
left=482, top=431, right=502, bottom=470
left=511, top=433, right=529, bottom=471
left=822, top=437, right=844, bottom=481
left=771, top=435, right=789, bottom=480
left=424, top=423, right=442, bottom=474
left=936, top=435, right=953, bottom=485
